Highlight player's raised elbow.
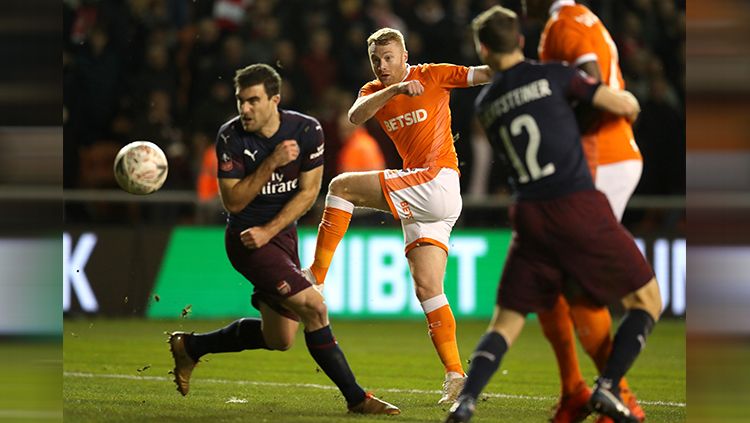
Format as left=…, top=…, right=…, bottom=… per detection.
left=348, top=107, right=366, bottom=126
left=221, top=192, right=251, bottom=214
left=223, top=201, right=244, bottom=215
left=348, top=95, right=373, bottom=126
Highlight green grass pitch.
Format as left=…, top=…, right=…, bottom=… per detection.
left=63, top=318, right=685, bottom=422
left=0, top=341, right=62, bottom=421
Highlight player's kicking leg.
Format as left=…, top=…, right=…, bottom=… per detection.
left=588, top=277, right=661, bottom=423
left=304, top=171, right=386, bottom=287
left=444, top=306, right=525, bottom=423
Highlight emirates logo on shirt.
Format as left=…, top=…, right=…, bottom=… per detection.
left=383, top=109, right=428, bottom=132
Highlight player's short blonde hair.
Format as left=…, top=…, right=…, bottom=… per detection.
left=367, top=27, right=406, bottom=51
left=471, top=6, right=520, bottom=53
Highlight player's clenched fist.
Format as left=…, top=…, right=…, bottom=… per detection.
left=240, top=226, right=273, bottom=249
left=396, top=80, right=424, bottom=97
left=622, top=90, right=641, bottom=124
left=270, top=140, right=299, bottom=167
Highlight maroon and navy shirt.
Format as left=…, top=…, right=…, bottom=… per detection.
left=475, top=60, right=601, bottom=200
left=216, top=109, right=325, bottom=230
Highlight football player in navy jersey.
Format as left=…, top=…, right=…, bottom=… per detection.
left=445, top=7, right=661, bottom=423
left=167, top=64, right=399, bottom=415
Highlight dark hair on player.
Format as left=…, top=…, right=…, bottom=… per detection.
left=234, top=63, right=281, bottom=98
left=471, top=6, right=521, bottom=54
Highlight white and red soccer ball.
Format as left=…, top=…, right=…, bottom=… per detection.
left=113, top=141, right=168, bottom=195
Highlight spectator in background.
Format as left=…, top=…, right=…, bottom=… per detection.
left=300, top=28, right=338, bottom=100
left=191, top=80, right=236, bottom=137
left=337, top=24, right=373, bottom=93
left=631, top=72, right=685, bottom=232
left=62, top=0, right=684, bottom=230
left=411, top=0, right=461, bottom=63
left=72, top=25, right=123, bottom=146
left=274, top=39, right=309, bottom=110
left=187, top=18, right=223, bottom=109
left=212, top=0, right=251, bottom=32
left=367, top=0, right=408, bottom=34
left=194, top=131, right=224, bottom=224
left=336, top=112, right=386, bottom=174
left=216, top=35, right=250, bottom=85
left=130, top=89, right=190, bottom=190
left=133, top=41, right=177, bottom=104
left=245, top=17, right=281, bottom=65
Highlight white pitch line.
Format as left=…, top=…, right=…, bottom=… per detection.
left=64, top=371, right=686, bottom=408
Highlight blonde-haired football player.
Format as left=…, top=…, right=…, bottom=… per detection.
left=302, top=27, right=492, bottom=404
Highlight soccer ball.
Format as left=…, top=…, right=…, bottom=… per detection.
left=113, top=141, right=168, bottom=195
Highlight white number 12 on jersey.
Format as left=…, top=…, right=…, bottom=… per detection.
left=499, top=114, right=555, bottom=184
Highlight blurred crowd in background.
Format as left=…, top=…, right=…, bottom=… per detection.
left=63, top=0, right=685, bottom=228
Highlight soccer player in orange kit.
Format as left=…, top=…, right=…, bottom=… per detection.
left=527, top=1, right=648, bottom=421
left=301, top=27, right=493, bottom=404
left=445, top=6, right=660, bottom=422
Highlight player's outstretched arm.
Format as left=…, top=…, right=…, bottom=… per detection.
left=348, top=80, right=424, bottom=125
left=471, top=65, right=494, bottom=85
left=219, top=140, right=300, bottom=214
left=591, top=86, right=641, bottom=123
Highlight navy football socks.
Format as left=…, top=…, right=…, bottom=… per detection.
left=187, top=317, right=268, bottom=360
left=305, top=325, right=366, bottom=405
left=601, top=308, right=655, bottom=393
left=461, top=331, right=508, bottom=401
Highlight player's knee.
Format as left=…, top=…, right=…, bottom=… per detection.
left=328, top=174, right=351, bottom=199
left=623, top=277, right=662, bottom=321
left=413, top=282, right=442, bottom=302
left=265, top=333, right=295, bottom=351
left=411, top=268, right=444, bottom=302
left=298, top=297, right=329, bottom=328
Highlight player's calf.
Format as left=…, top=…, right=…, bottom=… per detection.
left=622, top=277, right=662, bottom=322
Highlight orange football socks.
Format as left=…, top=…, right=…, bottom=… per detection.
left=310, top=195, right=354, bottom=285
left=423, top=295, right=464, bottom=375
left=538, top=295, right=585, bottom=395
left=568, top=298, right=633, bottom=393
left=569, top=297, right=613, bottom=371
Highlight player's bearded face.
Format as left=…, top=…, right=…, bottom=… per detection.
left=236, top=84, right=279, bottom=132
left=369, top=41, right=408, bottom=86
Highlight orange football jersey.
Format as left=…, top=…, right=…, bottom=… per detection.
left=359, top=63, right=473, bottom=172
left=539, top=1, right=642, bottom=166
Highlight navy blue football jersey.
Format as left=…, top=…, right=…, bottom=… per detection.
left=475, top=61, right=600, bottom=200
left=216, top=109, right=325, bottom=229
